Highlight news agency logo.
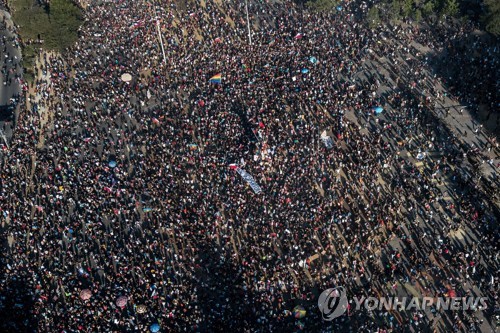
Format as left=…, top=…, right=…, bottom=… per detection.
left=317, top=286, right=348, bottom=321
left=318, top=286, right=488, bottom=320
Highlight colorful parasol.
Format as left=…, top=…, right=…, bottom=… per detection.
left=293, top=305, right=306, bottom=319
left=79, top=289, right=92, bottom=300
left=116, top=296, right=128, bottom=307
left=136, top=304, right=147, bottom=314
left=150, top=323, right=160, bottom=332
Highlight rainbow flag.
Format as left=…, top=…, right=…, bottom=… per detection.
left=209, top=74, right=221, bottom=84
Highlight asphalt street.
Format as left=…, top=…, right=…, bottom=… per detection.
left=0, top=9, right=22, bottom=139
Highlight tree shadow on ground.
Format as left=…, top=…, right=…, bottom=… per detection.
left=428, top=29, right=500, bottom=136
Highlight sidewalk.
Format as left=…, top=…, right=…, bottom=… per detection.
left=0, top=9, right=22, bottom=140
left=26, top=50, right=55, bottom=148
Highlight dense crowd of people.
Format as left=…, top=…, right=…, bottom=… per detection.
left=0, top=0, right=498, bottom=332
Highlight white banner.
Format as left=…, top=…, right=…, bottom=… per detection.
left=321, top=131, right=334, bottom=149
left=236, top=167, right=262, bottom=194
left=321, top=136, right=334, bottom=149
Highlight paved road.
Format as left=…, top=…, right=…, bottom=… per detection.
left=344, top=33, right=498, bottom=333
left=407, top=40, right=498, bottom=183
left=0, top=10, right=22, bottom=139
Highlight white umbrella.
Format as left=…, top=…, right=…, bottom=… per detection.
left=121, top=73, right=132, bottom=82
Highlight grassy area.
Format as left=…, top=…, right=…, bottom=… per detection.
left=11, top=0, right=83, bottom=81
left=22, top=44, right=36, bottom=83
left=304, top=0, right=340, bottom=11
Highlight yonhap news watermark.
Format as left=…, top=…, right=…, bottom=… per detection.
left=318, top=286, right=488, bottom=321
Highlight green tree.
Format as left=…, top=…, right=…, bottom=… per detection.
left=305, top=0, right=339, bottom=11
left=390, top=0, right=402, bottom=20
left=483, top=0, right=500, bottom=35
left=367, top=6, right=381, bottom=28
left=422, top=0, right=435, bottom=17
left=414, top=8, right=423, bottom=22
left=402, top=0, right=414, bottom=18
left=441, top=0, right=459, bottom=17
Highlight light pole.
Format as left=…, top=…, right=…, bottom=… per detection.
left=246, top=0, right=252, bottom=45
left=152, top=0, right=167, bottom=65
left=0, top=128, right=8, bottom=149
left=156, top=18, right=167, bottom=65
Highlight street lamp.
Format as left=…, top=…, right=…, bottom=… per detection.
left=246, top=0, right=252, bottom=45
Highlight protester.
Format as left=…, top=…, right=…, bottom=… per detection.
left=0, top=0, right=497, bottom=332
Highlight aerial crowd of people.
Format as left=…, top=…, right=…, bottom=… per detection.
left=0, top=0, right=498, bottom=332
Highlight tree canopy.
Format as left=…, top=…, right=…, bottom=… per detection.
left=307, top=0, right=339, bottom=11
left=483, top=0, right=500, bottom=35
left=301, top=0, right=500, bottom=36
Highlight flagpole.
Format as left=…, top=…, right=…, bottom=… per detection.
left=245, top=0, right=252, bottom=45
left=152, top=0, right=167, bottom=65
left=156, top=18, right=167, bottom=65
